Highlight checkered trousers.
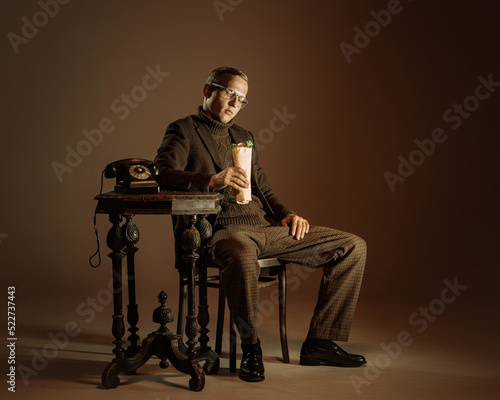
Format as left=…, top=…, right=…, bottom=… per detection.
left=208, top=224, right=367, bottom=344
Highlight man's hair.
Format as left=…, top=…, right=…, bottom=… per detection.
left=205, top=67, right=248, bottom=86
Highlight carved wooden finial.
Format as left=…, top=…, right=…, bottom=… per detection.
left=153, top=290, right=174, bottom=332
left=123, top=216, right=140, bottom=244
left=158, top=290, right=168, bottom=303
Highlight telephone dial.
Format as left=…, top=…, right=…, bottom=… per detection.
left=104, top=158, right=160, bottom=194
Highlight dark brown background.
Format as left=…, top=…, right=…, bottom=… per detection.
left=1, top=0, right=499, bottom=396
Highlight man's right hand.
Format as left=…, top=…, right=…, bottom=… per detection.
left=209, top=167, right=250, bottom=191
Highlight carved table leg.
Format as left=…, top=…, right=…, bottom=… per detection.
left=106, top=214, right=126, bottom=361
left=196, top=214, right=219, bottom=374
left=197, top=214, right=211, bottom=350
left=102, top=291, right=205, bottom=392
left=181, top=215, right=200, bottom=358
left=123, top=216, right=140, bottom=357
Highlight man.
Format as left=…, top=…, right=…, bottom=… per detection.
left=155, top=67, right=367, bottom=382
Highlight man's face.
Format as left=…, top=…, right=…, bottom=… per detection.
left=203, top=74, right=248, bottom=124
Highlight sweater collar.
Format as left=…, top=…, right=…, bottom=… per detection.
left=197, top=106, right=233, bottom=136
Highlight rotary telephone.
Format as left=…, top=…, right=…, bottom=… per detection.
left=89, top=158, right=160, bottom=268
left=104, top=158, right=160, bottom=194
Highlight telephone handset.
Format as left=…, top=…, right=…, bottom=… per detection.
left=104, top=158, right=160, bottom=194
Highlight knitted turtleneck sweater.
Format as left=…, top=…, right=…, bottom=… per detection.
left=197, top=108, right=269, bottom=227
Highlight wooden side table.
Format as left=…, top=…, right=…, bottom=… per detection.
left=94, top=190, right=222, bottom=391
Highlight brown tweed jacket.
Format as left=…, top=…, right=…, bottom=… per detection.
left=154, top=112, right=295, bottom=223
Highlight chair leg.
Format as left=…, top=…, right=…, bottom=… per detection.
left=278, top=268, right=290, bottom=363
left=229, top=312, right=237, bottom=373
left=177, top=274, right=187, bottom=337
left=215, top=289, right=226, bottom=354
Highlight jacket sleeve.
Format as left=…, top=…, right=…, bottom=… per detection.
left=154, top=121, right=213, bottom=191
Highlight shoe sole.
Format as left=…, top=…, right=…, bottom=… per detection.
left=300, top=356, right=366, bottom=368
left=238, top=374, right=265, bottom=382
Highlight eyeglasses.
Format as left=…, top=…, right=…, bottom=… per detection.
left=210, top=83, right=249, bottom=108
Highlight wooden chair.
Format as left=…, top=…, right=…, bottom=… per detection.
left=206, top=257, right=290, bottom=372
left=177, top=258, right=290, bottom=372
left=173, top=216, right=290, bottom=372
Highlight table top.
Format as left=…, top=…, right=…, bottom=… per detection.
left=95, top=190, right=223, bottom=215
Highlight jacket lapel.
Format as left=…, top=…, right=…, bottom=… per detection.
left=192, top=117, right=254, bottom=177
left=193, top=118, right=225, bottom=171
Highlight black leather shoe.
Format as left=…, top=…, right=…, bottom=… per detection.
left=239, top=340, right=265, bottom=382
left=300, top=339, right=366, bottom=367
